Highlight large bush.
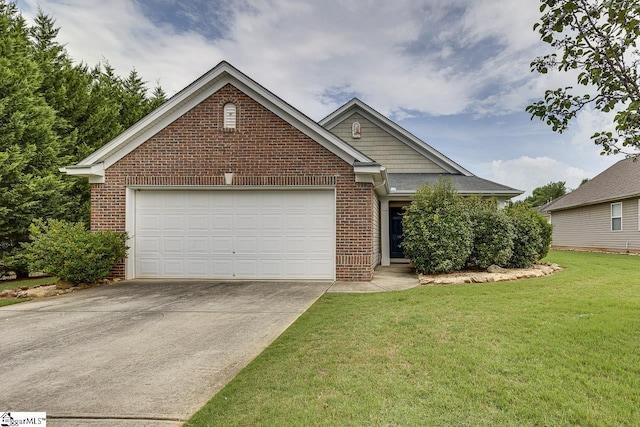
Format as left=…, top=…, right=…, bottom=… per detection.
left=504, top=204, right=551, bottom=268
left=23, top=219, right=128, bottom=284
left=401, top=180, right=473, bottom=274
left=466, top=199, right=515, bottom=269
left=534, top=212, right=554, bottom=260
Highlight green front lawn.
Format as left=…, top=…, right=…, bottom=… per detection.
left=186, top=250, right=640, bottom=426
left=0, top=276, right=57, bottom=292
left=0, top=276, right=57, bottom=307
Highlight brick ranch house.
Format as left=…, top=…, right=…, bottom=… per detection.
left=62, top=61, right=522, bottom=281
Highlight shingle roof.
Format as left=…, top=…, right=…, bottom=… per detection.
left=387, top=173, right=522, bottom=196
left=547, top=158, right=640, bottom=211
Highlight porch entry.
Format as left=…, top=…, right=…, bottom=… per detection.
left=389, top=206, right=405, bottom=258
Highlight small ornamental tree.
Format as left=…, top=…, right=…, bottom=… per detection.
left=23, top=219, right=128, bottom=284
left=401, top=179, right=473, bottom=274
left=466, top=198, right=515, bottom=269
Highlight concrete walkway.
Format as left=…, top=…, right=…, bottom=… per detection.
left=328, top=264, right=419, bottom=293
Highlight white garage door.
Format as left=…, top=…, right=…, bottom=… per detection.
left=134, top=190, right=335, bottom=279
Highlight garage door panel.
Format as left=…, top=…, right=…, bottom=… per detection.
left=137, top=237, right=161, bottom=254
left=236, top=259, right=258, bottom=277
left=137, top=259, right=161, bottom=277
left=211, top=260, right=233, bottom=277
left=164, top=193, right=188, bottom=209
left=187, top=237, right=209, bottom=253
left=261, top=214, right=283, bottom=231
left=261, top=237, right=282, bottom=253
left=284, top=236, right=306, bottom=253
left=212, top=236, right=233, bottom=253
left=186, top=259, right=209, bottom=276
left=211, top=214, right=233, bottom=230
left=285, top=215, right=307, bottom=231
left=236, top=214, right=258, bottom=231
left=135, top=190, right=335, bottom=279
left=163, top=237, right=184, bottom=253
left=163, top=260, right=185, bottom=276
left=237, top=236, right=258, bottom=253
left=306, top=259, right=333, bottom=277
left=137, top=215, right=161, bottom=232
left=187, top=214, right=208, bottom=231
left=310, top=236, right=333, bottom=254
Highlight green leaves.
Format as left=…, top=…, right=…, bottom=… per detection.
left=528, top=0, right=640, bottom=155
left=22, top=219, right=128, bottom=284
left=0, top=1, right=166, bottom=274
left=401, top=181, right=552, bottom=273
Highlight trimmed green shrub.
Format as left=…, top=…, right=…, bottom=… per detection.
left=466, top=199, right=515, bottom=269
left=504, top=204, right=550, bottom=268
left=401, top=179, right=473, bottom=274
left=23, top=219, right=128, bottom=284
left=534, top=212, right=554, bottom=260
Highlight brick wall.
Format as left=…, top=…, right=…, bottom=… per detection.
left=91, top=84, right=374, bottom=280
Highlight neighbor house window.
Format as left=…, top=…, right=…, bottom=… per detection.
left=223, top=103, right=236, bottom=129
left=611, top=202, right=622, bottom=231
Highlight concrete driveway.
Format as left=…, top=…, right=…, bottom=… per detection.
left=0, top=280, right=330, bottom=426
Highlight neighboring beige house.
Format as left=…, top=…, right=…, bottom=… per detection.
left=63, top=61, right=522, bottom=281
left=547, top=158, right=640, bottom=253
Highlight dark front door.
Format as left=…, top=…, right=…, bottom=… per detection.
left=390, top=206, right=405, bottom=258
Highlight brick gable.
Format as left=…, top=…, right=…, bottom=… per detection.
left=91, top=84, right=375, bottom=280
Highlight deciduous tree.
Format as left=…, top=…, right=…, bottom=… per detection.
left=524, top=181, right=567, bottom=206
left=527, top=0, right=640, bottom=155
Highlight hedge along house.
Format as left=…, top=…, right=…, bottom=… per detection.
left=62, top=61, right=522, bottom=281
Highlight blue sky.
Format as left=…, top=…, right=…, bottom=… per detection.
left=17, top=0, right=623, bottom=198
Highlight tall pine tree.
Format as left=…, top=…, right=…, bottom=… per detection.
left=0, top=1, right=167, bottom=276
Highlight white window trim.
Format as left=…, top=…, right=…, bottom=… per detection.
left=611, top=202, right=622, bottom=232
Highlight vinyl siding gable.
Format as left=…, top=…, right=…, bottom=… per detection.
left=329, top=113, right=447, bottom=174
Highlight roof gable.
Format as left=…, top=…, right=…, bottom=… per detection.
left=63, top=62, right=375, bottom=182
left=548, top=158, right=640, bottom=211
left=320, top=98, right=472, bottom=176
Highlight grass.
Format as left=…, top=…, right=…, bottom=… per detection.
left=0, top=298, right=30, bottom=307
left=0, top=276, right=57, bottom=292
left=185, top=250, right=640, bottom=426
left=0, top=276, right=57, bottom=307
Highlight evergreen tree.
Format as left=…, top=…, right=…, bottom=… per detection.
left=0, top=1, right=167, bottom=275
left=0, top=1, right=70, bottom=275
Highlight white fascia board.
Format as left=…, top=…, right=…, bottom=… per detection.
left=60, top=163, right=105, bottom=183
left=321, top=99, right=473, bottom=176
left=354, top=163, right=387, bottom=191
left=74, top=62, right=372, bottom=174
left=387, top=189, right=523, bottom=198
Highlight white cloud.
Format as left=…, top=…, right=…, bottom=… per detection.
left=18, top=0, right=625, bottom=196
left=488, top=156, right=594, bottom=199
left=18, top=0, right=563, bottom=120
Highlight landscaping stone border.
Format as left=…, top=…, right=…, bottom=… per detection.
left=0, top=279, right=123, bottom=299
left=419, top=263, right=563, bottom=286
